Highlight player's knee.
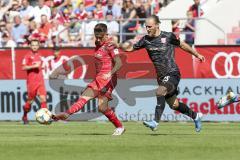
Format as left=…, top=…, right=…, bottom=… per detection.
left=39, top=96, right=46, bottom=102
left=27, top=99, right=34, bottom=104
left=170, top=100, right=179, bottom=110
left=98, top=105, right=107, bottom=113
left=156, top=87, right=167, bottom=97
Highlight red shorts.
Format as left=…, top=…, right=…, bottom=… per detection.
left=87, top=74, right=117, bottom=100
left=27, top=83, right=46, bottom=100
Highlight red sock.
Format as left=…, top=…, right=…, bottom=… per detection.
left=41, top=101, right=47, bottom=108
left=103, top=108, right=122, bottom=128
left=66, top=97, right=88, bottom=115
left=23, top=102, right=31, bottom=117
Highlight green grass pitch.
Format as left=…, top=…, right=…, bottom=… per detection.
left=0, top=121, right=239, bottom=160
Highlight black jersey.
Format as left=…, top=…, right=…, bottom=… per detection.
left=133, top=31, right=181, bottom=78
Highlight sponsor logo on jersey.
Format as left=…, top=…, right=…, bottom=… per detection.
left=161, top=38, right=166, bottom=43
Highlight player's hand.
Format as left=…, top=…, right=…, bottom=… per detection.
left=102, top=72, right=112, bottom=80
left=196, top=54, right=205, bottom=62
left=22, top=66, right=30, bottom=70
left=22, top=66, right=27, bottom=70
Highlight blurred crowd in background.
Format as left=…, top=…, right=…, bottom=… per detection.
left=0, top=0, right=201, bottom=48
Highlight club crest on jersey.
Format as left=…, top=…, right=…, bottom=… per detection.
left=161, top=38, right=166, bottom=43
left=113, top=49, right=119, bottom=55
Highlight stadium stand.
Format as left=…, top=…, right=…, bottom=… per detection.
left=0, top=0, right=176, bottom=47
left=0, top=0, right=239, bottom=47
left=196, top=0, right=240, bottom=45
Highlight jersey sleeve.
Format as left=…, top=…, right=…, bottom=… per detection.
left=133, top=36, right=146, bottom=50
left=169, top=32, right=180, bottom=46
left=22, top=55, right=30, bottom=66
left=107, top=43, right=120, bottom=58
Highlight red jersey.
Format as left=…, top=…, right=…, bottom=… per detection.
left=84, top=0, right=94, bottom=6
left=188, top=4, right=203, bottom=17
left=94, top=10, right=104, bottom=19
left=94, top=39, right=119, bottom=76
left=75, top=10, right=88, bottom=20
left=22, top=52, right=44, bottom=85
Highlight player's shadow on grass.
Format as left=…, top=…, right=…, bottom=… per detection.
left=34, top=134, right=51, bottom=137
left=33, top=133, right=109, bottom=136
left=64, top=133, right=110, bottom=136
left=146, top=133, right=195, bottom=136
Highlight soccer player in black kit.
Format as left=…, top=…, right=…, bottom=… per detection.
left=121, top=15, right=205, bottom=132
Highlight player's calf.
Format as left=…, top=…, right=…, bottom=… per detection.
left=102, top=108, right=123, bottom=128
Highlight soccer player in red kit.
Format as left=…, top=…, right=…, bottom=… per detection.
left=53, top=23, right=125, bottom=136
left=22, top=39, right=47, bottom=124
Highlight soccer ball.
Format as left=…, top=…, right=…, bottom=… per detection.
left=35, top=108, right=53, bottom=125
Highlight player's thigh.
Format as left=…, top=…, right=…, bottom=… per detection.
left=157, top=74, right=180, bottom=98
left=166, top=95, right=179, bottom=109
left=27, top=86, right=37, bottom=101
left=37, top=85, right=47, bottom=102
left=81, top=87, right=98, bottom=101
left=99, top=75, right=117, bottom=101
left=98, top=96, right=109, bottom=113
left=156, top=85, right=168, bottom=96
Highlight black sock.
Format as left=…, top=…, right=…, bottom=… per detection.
left=154, top=96, right=165, bottom=123
left=174, top=102, right=197, bottom=120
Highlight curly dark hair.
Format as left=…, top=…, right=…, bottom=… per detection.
left=94, top=23, right=108, bottom=34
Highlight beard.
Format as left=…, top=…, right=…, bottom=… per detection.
left=95, top=40, right=101, bottom=46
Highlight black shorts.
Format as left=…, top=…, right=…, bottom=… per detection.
left=157, top=72, right=181, bottom=99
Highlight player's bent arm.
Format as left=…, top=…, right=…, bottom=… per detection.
left=179, top=40, right=205, bottom=62
left=22, top=62, right=41, bottom=70
left=110, top=55, right=122, bottom=75
left=179, top=40, right=198, bottom=56
left=22, top=65, right=30, bottom=70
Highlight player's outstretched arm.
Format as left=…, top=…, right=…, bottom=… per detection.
left=22, top=62, right=41, bottom=70
left=120, top=41, right=135, bottom=52
left=179, top=41, right=205, bottom=62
